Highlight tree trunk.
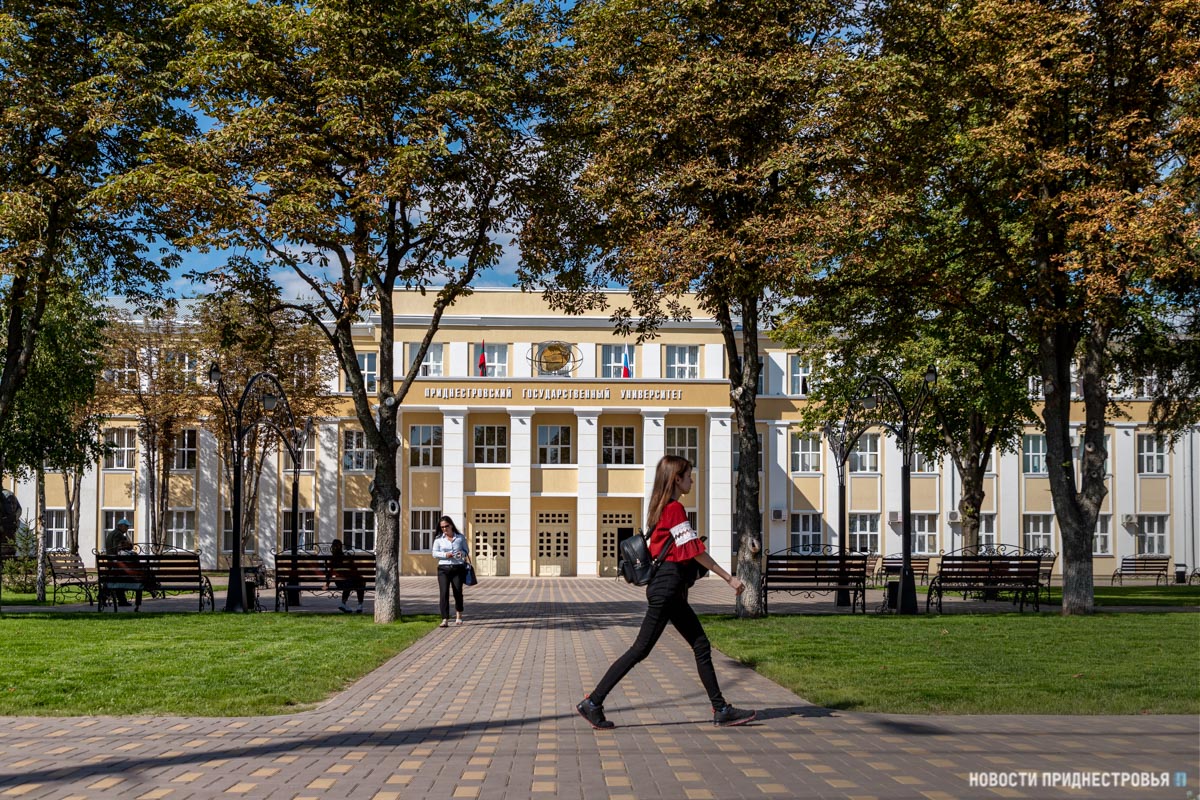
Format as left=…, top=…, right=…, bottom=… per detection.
left=64, top=471, right=82, bottom=554
left=372, top=431, right=402, bottom=623
left=35, top=467, right=47, bottom=602
left=724, top=297, right=764, bottom=619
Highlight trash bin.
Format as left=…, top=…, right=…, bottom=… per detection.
left=886, top=580, right=899, bottom=610
left=1176, top=564, right=1188, bottom=585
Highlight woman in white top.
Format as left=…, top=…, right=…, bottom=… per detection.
left=431, top=515, right=470, bottom=627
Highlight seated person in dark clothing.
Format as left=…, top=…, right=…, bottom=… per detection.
left=328, top=538, right=365, bottom=613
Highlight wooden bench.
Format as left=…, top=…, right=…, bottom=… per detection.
left=1111, top=555, right=1171, bottom=585
left=46, top=550, right=97, bottom=605
left=95, top=549, right=214, bottom=612
left=761, top=549, right=869, bottom=614
left=873, top=555, right=931, bottom=586
left=273, top=550, right=377, bottom=611
left=927, top=554, right=1042, bottom=612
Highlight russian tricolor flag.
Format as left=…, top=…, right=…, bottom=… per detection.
left=622, top=350, right=631, bottom=378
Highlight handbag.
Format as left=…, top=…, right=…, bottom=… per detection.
left=463, top=560, right=479, bottom=587
left=617, top=532, right=674, bottom=586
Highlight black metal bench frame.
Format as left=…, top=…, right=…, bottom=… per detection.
left=761, top=545, right=869, bottom=614
left=273, top=549, right=377, bottom=611
left=1110, top=555, right=1171, bottom=586
left=95, top=547, right=214, bottom=612
left=872, top=555, right=931, bottom=586
left=46, top=550, right=97, bottom=605
left=927, top=544, right=1045, bottom=613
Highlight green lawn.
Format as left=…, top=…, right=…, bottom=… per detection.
left=0, top=613, right=438, bottom=716
left=703, top=612, right=1200, bottom=715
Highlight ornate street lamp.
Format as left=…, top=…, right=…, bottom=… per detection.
left=209, top=363, right=303, bottom=612
left=860, top=367, right=938, bottom=615
left=823, top=405, right=876, bottom=607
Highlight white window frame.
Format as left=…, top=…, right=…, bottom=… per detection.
left=344, top=429, right=377, bottom=471
left=281, top=509, right=316, bottom=550
left=109, top=350, right=138, bottom=391
left=664, top=345, right=700, bottom=380
left=912, top=451, right=938, bottom=474
left=475, top=343, right=509, bottom=377
left=410, top=508, right=438, bottom=553
left=979, top=513, right=996, bottom=547
left=848, top=513, right=879, bottom=553
left=221, top=509, right=255, bottom=554
left=537, top=425, right=573, bottom=465
left=104, top=428, right=137, bottom=470
left=1093, top=514, right=1111, bottom=555
left=601, top=426, right=636, bottom=465
left=1137, top=515, right=1167, bottom=555
left=913, top=513, right=937, bottom=554
left=473, top=425, right=508, bottom=464
left=788, top=355, right=812, bottom=396
left=409, top=425, right=443, bottom=467
left=600, top=344, right=635, bottom=378
left=43, top=509, right=68, bottom=550
left=343, top=509, right=376, bottom=551
left=1023, top=434, right=1048, bottom=474
left=849, top=433, right=879, bottom=473
left=356, top=352, right=378, bottom=393
left=165, top=510, right=196, bottom=550
left=1136, top=434, right=1166, bottom=474
left=1022, top=514, right=1054, bottom=552
left=790, top=512, right=822, bottom=552
left=667, top=426, right=700, bottom=468
left=409, top=342, right=444, bottom=377
left=286, top=436, right=317, bottom=472
left=103, top=510, right=135, bottom=543
left=173, top=429, right=198, bottom=471
left=791, top=433, right=821, bottom=473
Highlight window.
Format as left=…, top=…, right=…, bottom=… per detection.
left=790, top=513, right=822, bottom=552
left=1022, top=434, right=1048, bottom=474
left=344, top=430, right=376, bottom=471
left=356, top=352, right=378, bottom=393
left=343, top=509, right=375, bottom=551
left=733, top=433, right=763, bottom=472
left=538, top=425, right=573, bottom=464
left=1137, top=434, right=1166, bottom=474
left=600, top=344, right=635, bottom=378
left=103, top=510, right=135, bottom=541
left=43, top=509, right=68, bottom=550
left=409, top=425, right=443, bottom=467
left=1137, top=515, right=1167, bottom=555
left=667, top=426, right=700, bottom=468
left=474, top=425, right=508, bottom=464
left=409, top=342, right=444, bottom=377
left=108, top=350, right=138, bottom=391
left=286, top=352, right=317, bottom=391
left=665, top=345, right=700, bottom=380
left=173, top=429, right=198, bottom=470
left=1023, top=514, right=1054, bottom=551
left=755, top=356, right=765, bottom=395
left=163, top=350, right=198, bottom=388
left=410, top=509, right=438, bottom=553
left=474, top=343, right=508, bottom=377
left=1093, top=515, right=1111, bottom=555
left=286, top=436, right=317, bottom=471
left=848, top=514, right=879, bottom=553
left=602, top=426, right=636, bottom=465
left=788, top=356, right=812, bottom=396
left=790, top=433, right=821, bottom=473
left=104, top=428, right=137, bottom=469
left=913, top=514, right=937, bottom=554
left=912, top=451, right=938, bottom=473
left=979, top=514, right=996, bottom=547
left=222, top=510, right=255, bottom=553
left=165, top=510, right=195, bottom=550
left=280, top=510, right=315, bottom=551
left=849, top=434, right=879, bottom=473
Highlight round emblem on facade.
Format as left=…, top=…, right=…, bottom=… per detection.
left=531, top=341, right=581, bottom=375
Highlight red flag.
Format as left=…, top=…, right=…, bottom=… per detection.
left=478, top=341, right=487, bottom=376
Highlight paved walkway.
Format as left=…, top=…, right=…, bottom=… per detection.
left=1, top=577, right=1196, bottom=800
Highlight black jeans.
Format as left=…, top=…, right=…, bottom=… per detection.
left=589, top=561, right=726, bottom=710
left=438, top=564, right=466, bottom=619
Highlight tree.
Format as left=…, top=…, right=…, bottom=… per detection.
left=0, top=1, right=193, bottom=453
left=823, top=0, right=1199, bottom=613
left=520, top=0, right=855, bottom=616
left=118, top=0, right=551, bottom=622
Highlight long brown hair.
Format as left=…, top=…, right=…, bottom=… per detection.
left=645, top=455, right=691, bottom=533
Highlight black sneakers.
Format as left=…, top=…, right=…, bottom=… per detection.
left=713, top=705, right=756, bottom=727
left=576, top=697, right=615, bottom=729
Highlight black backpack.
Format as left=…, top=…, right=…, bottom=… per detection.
left=617, top=532, right=673, bottom=586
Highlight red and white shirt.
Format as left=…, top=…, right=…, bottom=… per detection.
left=649, top=501, right=705, bottom=563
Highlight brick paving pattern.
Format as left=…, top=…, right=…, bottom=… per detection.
left=1, top=577, right=1196, bottom=799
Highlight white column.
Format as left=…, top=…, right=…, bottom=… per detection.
left=1175, top=426, right=1199, bottom=575
left=512, top=342, right=532, bottom=378
left=576, top=409, right=601, bottom=576
left=197, top=428, right=220, bottom=569
left=14, top=474, right=35, bottom=544
left=449, top=341, right=469, bottom=377
left=316, top=420, right=340, bottom=546
left=943, top=460, right=961, bottom=553
left=641, top=410, right=667, bottom=523
left=766, top=351, right=787, bottom=397
left=882, top=434, right=903, bottom=554
left=997, top=447, right=1021, bottom=548
left=704, top=342, right=725, bottom=381
left=79, top=464, right=100, bottom=566
left=767, top=420, right=790, bottom=552
left=706, top=410, right=734, bottom=569
left=824, top=438, right=841, bottom=552
left=509, top=409, right=534, bottom=575
left=642, top=343, right=661, bottom=379
left=577, top=342, right=597, bottom=378
left=441, top=408, right=467, bottom=527
left=258, top=452, right=279, bottom=561
left=1113, top=423, right=1138, bottom=558
left=137, top=432, right=151, bottom=545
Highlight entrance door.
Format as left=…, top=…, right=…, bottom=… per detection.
left=535, top=511, right=574, bottom=576
left=471, top=510, right=509, bottom=576
left=599, top=512, right=635, bottom=577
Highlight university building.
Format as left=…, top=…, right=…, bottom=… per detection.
left=11, top=289, right=1200, bottom=581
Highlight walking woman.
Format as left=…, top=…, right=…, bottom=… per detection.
left=432, top=515, right=470, bottom=627
left=577, top=455, right=756, bottom=729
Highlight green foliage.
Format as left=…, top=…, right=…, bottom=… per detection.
left=0, top=613, right=439, bottom=716
left=1, top=521, right=38, bottom=592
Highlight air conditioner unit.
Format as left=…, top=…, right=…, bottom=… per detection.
left=947, top=510, right=961, bottom=523
left=888, top=511, right=901, bottom=525
left=770, top=508, right=786, bottom=522
left=1121, top=514, right=1137, bottom=527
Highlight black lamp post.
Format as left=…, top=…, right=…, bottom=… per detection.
left=209, top=363, right=300, bottom=613
left=860, top=367, right=938, bottom=615
left=823, top=408, right=875, bottom=607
